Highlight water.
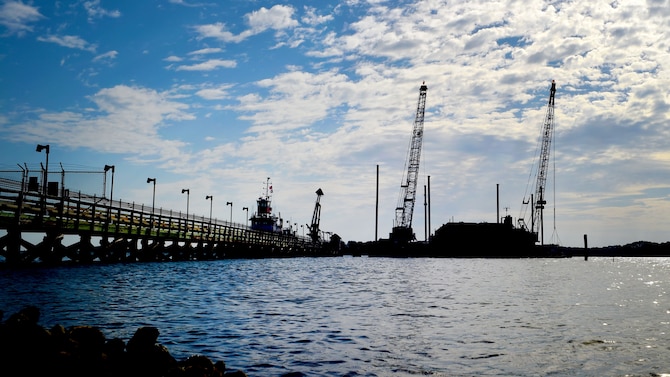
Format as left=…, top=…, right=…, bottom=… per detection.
left=1, top=257, right=669, bottom=376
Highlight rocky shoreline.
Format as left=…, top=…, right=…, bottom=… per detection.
left=0, top=306, right=248, bottom=377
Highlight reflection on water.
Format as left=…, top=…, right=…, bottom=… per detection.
left=1, top=257, right=669, bottom=376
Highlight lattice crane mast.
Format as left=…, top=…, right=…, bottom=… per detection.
left=391, top=82, right=428, bottom=243
left=520, top=80, right=556, bottom=245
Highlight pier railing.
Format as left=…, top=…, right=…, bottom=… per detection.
left=0, top=183, right=325, bottom=265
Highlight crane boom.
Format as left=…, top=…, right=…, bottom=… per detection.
left=308, top=188, right=324, bottom=243
left=534, top=80, right=556, bottom=244
left=520, top=80, right=556, bottom=244
left=391, top=82, right=428, bottom=243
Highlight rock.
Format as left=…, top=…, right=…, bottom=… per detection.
left=127, top=326, right=160, bottom=354
left=125, top=327, right=178, bottom=377
left=179, top=354, right=223, bottom=377
left=69, top=325, right=107, bottom=355
left=0, top=306, right=245, bottom=377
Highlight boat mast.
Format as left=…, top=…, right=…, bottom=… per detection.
left=264, top=177, right=271, bottom=199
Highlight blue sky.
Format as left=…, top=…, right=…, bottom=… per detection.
left=1, top=0, right=669, bottom=247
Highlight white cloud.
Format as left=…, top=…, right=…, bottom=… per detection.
left=0, top=1, right=44, bottom=36
left=196, top=84, right=234, bottom=100
left=302, top=6, right=334, bottom=26
left=5, top=85, right=193, bottom=162
left=168, top=0, right=202, bottom=7
left=93, top=50, right=118, bottom=62
left=175, top=59, right=237, bottom=71
left=238, top=70, right=355, bottom=133
left=194, top=22, right=253, bottom=43
left=188, top=47, right=223, bottom=55
left=195, top=4, right=299, bottom=43
left=37, top=34, right=97, bottom=52
left=84, top=0, right=121, bottom=21
left=247, top=4, right=298, bottom=32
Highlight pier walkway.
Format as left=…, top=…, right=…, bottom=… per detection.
left=0, top=180, right=333, bottom=266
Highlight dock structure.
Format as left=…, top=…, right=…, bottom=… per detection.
left=0, top=180, right=333, bottom=266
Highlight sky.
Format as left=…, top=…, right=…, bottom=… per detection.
left=1, top=0, right=669, bottom=248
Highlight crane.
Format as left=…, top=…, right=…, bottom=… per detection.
left=390, top=82, right=428, bottom=243
left=519, top=80, right=556, bottom=245
left=308, top=188, right=324, bottom=243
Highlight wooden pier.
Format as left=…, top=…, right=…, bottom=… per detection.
left=0, top=185, right=336, bottom=266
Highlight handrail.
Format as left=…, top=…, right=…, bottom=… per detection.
left=0, top=186, right=311, bottom=247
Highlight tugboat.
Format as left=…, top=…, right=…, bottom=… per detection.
left=249, top=177, right=284, bottom=233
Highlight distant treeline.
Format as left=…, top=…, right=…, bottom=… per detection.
left=574, top=240, right=670, bottom=257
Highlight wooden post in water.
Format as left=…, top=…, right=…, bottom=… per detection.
left=584, top=234, right=588, bottom=261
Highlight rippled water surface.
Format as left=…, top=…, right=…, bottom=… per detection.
left=2, top=257, right=670, bottom=376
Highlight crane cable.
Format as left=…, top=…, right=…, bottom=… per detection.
left=550, top=117, right=561, bottom=245
left=518, top=110, right=544, bottom=228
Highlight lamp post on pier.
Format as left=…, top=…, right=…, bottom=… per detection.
left=104, top=165, right=115, bottom=234
left=147, top=178, right=156, bottom=229
left=206, top=195, right=213, bottom=237
left=206, top=194, right=213, bottom=222
left=182, top=188, right=190, bottom=237
left=104, top=165, right=115, bottom=204
left=182, top=189, right=190, bottom=218
left=36, top=144, right=50, bottom=221
left=242, top=207, right=249, bottom=226
left=226, top=201, right=232, bottom=223
left=36, top=144, right=49, bottom=196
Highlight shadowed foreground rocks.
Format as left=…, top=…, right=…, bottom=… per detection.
left=0, top=306, right=248, bottom=377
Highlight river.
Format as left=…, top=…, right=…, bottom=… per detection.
left=1, top=256, right=669, bottom=376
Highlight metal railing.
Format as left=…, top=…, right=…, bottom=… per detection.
left=0, top=180, right=311, bottom=248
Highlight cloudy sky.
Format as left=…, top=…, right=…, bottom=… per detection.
left=1, top=0, right=669, bottom=248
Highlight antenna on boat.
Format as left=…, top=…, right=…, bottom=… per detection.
left=263, top=177, right=272, bottom=199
